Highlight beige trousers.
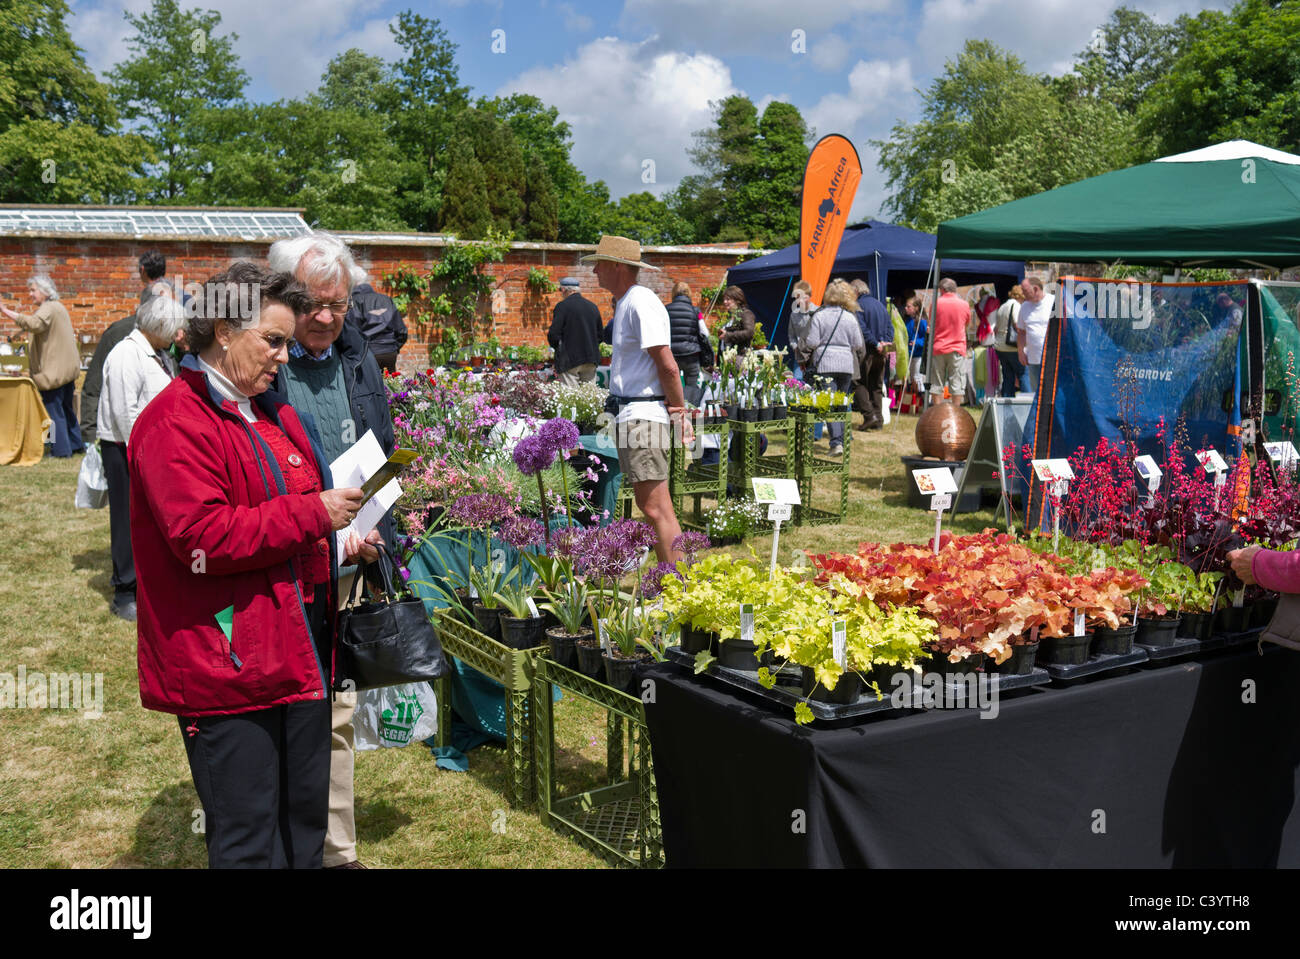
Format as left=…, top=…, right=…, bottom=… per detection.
left=325, top=567, right=358, bottom=867
left=558, top=363, right=597, bottom=386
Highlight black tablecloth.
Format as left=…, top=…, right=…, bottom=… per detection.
left=642, top=647, right=1300, bottom=867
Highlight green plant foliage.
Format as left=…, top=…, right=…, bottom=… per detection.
left=526, top=268, right=558, bottom=294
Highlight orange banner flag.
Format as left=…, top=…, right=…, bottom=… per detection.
left=800, top=134, right=863, bottom=301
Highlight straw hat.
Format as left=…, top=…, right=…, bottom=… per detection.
left=580, top=235, right=660, bottom=271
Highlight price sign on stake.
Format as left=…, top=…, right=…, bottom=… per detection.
left=1265, top=442, right=1299, bottom=469
left=832, top=620, right=847, bottom=669
left=1133, top=455, right=1162, bottom=506
left=740, top=603, right=754, bottom=643
left=754, top=479, right=801, bottom=579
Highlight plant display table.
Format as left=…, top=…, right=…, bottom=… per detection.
left=728, top=415, right=795, bottom=500
left=792, top=407, right=852, bottom=524
left=672, top=419, right=729, bottom=526
left=532, top=656, right=663, bottom=868
left=642, top=647, right=1300, bottom=867
left=432, top=610, right=546, bottom=808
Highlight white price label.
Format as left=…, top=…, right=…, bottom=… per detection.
left=598, top=619, right=609, bottom=650
left=832, top=620, right=847, bottom=668
left=525, top=596, right=539, bottom=618
left=1073, top=610, right=1085, bottom=637
left=767, top=502, right=792, bottom=522
left=469, top=584, right=478, bottom=599
left=1233, top=589, right=1245, bottom=609
left=929, top=493, right=952, bottom=512
left=740, top=603, right=754, bottom=643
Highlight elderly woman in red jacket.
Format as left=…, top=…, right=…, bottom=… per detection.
left=129, top=262, right=375, bottom=869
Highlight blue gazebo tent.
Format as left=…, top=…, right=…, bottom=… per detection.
left=725, top=219, right=1025, bottom=349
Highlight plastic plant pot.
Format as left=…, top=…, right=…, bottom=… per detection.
left=770, top=405, right=787, bottom=421
left=1092, top=623, right=1137, bottom=655
left=1037, top=633, right=1092, bottom=666
left=574, top=638, right=606, bottom=679
left=602, top=650, right=651, bottom=694
left=716, top=637, right=762, bottom=670
left=1176, top=613, right=1212, bottom=642
left=545, top=626, right=589, bottom=668
left=995, top=642, right=1040, bottom=675
left=678, top=624, right=716, bottom=655
left=799, top=665, right=864, bottom=705
left=499, top=613, right=547, bottom=650
left=472, top=601, right=502, bottom=641
left=925, top=651, right=988, bottom=677
left=1135, top=617, right=1180, bottom=647
left=759, top=406, right=773, bottom=421
left=1215, top=606, right=1252, bottom=634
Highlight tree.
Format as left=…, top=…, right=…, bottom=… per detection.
left=318, top=49, right=394, bottom=114
left=523, top=155, right=559, bottom=242
left=1073, top=6, right=1191, bottom=114
left=108, top=0, right=248, bottom=202
left=439, top=138, right=491, bottom=238
left=875, top=39, right=1142, bottom=231
left=0, top=0, right=150, bottom=202
left=1138, top=0, right=1300, bottom=155
left=388, top=11, right=470, bottom=231
left=675, top=95, right=810, bottom=246
left=605, top=192, right=692, bottom=245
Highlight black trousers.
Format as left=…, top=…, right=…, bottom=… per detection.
left=100, top=440, right=134, bottom=597
left=676, top=354, right=702, bottom=406
left=853, top=350, right=886, bottom=428
left=180, top=697, right=331, bottom=869
left=996, top=349, right=1026, bottom=396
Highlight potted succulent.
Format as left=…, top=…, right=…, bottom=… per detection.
left=495, top=580, right=548, bottom=650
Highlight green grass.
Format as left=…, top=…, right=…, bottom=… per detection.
left=0, top=408, right=1003, bottom=867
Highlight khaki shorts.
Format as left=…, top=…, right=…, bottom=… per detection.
left=617, top=418, right=671, bottom=484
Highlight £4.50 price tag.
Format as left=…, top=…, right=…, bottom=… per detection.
left=767, top=502, right=792, bottom=522
left=929, top=493, right=952, bottom=512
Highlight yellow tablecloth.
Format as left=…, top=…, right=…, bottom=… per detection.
left=0, top=376, right=52, bottom=466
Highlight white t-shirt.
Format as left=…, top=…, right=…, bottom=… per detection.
left=610, top=284, right=671, bottom=425
left=1016, top=293, right=1055, bottom=365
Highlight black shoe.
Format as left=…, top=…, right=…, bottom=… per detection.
left=112, top=596, right=137, bottom=622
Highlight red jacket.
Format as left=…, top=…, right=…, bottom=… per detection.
left=129, top=360, right=337, bottom=716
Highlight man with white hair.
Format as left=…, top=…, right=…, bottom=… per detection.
left=97, top=295, right=187, bottom=621
left=267, top=230, right=391, bottom=870
left=0, top=274, right=84, bottom=456
left=1016, top=275, right=1054, bottom=395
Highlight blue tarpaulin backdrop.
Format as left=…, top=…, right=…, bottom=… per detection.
left=1022, top=280, right=1247, bottom=530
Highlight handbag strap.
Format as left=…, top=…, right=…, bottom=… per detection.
left=344, top=541, right=402, bottom=608
left=814, top=308, right=846, bottom=372
left=1005, top=302, right=1020, bottom=347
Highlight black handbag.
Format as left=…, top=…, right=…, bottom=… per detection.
left=336, top=543, right=449, bottom=691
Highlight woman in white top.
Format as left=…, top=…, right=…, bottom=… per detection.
left=97, top=293, right=187, bottom=621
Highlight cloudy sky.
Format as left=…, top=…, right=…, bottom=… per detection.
left=68, top=0, right=1233, bottom=221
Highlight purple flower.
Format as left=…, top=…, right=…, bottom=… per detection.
left=671, top=531, right=711, bottom=563
left=447, top=493, right=514, bottom=531
left=577, top=519, right=658, bottom=581
left=538, top=417, right=581, bottom=455
left=550, top=525, right=590, bottom=560
left=512, top=434, right=556, bottom=475
left=399, top=566, right=412, bottom=582
left=643, top=561, right=680, bottom=599
left=499, top=514, right=546, bottom=550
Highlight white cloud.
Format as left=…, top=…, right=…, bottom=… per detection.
left=499, top=36, right=738, bottom=200
left=555, top=1, right=594, bottom=31
left=69, top=0, right=396, bottom=98
left=803, top=59, right=916, bottom=222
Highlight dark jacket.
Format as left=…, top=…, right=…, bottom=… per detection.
left=130, top=358, right=337, bottom=716
left=667, top=294, right=701, bottom=359
left=856, top=295, right=892, bottom=349
left=548, top=292, right=602, bottom=371
left=720, top=308, right=756, bottom=353
left=273, top=322, right=397, bottom=549
left=81, top=314, right=137, bottom=436
left=344, top=283, right=407, bottom=357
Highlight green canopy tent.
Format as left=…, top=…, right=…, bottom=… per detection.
left=934, top=141, right=1300, bottom=529
left=936, top=140, right=1300, bottom=267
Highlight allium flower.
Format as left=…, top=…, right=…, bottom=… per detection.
left=577, top=519, right=658, bottom=581
left=446, top=492, right=513, bottom=531
left=499, top=514, right=546, bottom=550
left=550, top=525, right=589, bottom=560
left=538, top=417, right=581, bottom=454
left=671, top=531, right=711, bottom=564
left=512, top=434, right=556, bottom=475
left=643, top=561, right=680, bottom=599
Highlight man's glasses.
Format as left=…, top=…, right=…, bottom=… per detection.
left=313, top=297, right=351, bottom=320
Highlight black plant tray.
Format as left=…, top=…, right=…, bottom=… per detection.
left=666, top=647, right=894, bottom=721
left=665, top=648, right=1048, bottom=722
left=1221, top=626, right=1265, bottom=648
left=1040, top=648, right=1148, bottom=682
left=1137, top=635, right=1220, bottom=662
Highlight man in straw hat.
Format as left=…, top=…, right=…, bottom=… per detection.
left=583, top=235, right=690, bottom=563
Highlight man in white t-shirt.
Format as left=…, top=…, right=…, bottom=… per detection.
left=1016, top=275, right=1055, bottom=394
left=583, top=235, right=690, bottom=563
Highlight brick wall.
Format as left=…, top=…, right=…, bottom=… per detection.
left=0, top=235, right=751, bottom=372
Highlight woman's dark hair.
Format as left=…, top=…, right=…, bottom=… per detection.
left=723, top=285, right=747, bottom=308
left=186, top=261, right=314, bottom=352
